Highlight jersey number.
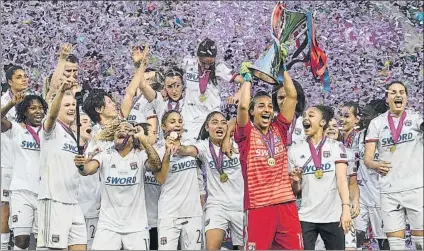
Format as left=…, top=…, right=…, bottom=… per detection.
left=196, top=229, right=202, bottom=244
left=89, top=225, right=96, bottom=239
left=143, top=238, right=150, bottom=250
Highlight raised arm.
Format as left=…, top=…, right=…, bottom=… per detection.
left=133, top=45, right=157, bottom=102
left=121, top=65, right=145, bottom=118
left=278, top=71, right=297, bottom=122
left=154, top=136, right=175, bottom=184
left=44, top=79, right=74, bottom=133
left=1, top=92, right=26, bottom=132
left=236, top=81, right=252, bottom=127
left=50, top=44, right=73, bottom=93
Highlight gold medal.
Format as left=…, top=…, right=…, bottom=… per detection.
left=314, top=169, right=324, bottom=179
left=220, top=172, right=228, bottom=183
left=267, top=158, right=276, bottom=167
left=390, top=145, right=396, bottom=152
left=199, top=94, right=207, bottom=102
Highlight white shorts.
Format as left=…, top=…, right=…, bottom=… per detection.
left=380, top=187, right=424, bottom=233
left=205, top=206, right=244, bottom=246
left=355, top=204, right=386, bottom=239
left=158, top=216, right=202, bottom=250
left=345, top=221, right=356, bottom=249
left=37, top=199, right=87, bottom=249
left=10, top=190, right=38, bottom=236
left=91, top=228, right=149, bottom=250
left=1, top=168, right=12, bottom=202
left=85, top=217, right=98, bottom=250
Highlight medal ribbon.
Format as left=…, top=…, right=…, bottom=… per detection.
left=342, top=129, right=357, bottom=148
left=198, top=65, right=210, bottom=95
left=287, top=117, right=297, bottom=146
left=304, top=137, right=327, bottom=171
left=387, top=111, right=407, bottom=145
left=255, top=126, right=275, bottom=159
left=26, top=124, right=41, bottom=146
left=167, top=100, right=180, bottom=112
left=209, top=141, right=224, bottom=175
left=57, top=120, right=77, bottom=143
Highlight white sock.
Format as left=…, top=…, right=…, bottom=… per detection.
left=411, top=236, right=424, bottom=250
left=1, top=233, right=10, bottom=250
left=387, top=237, right=406, bottom=250
left=13, top=245, right=27, bottom=250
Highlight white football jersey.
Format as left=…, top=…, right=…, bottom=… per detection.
left=366, top=110, right=423, bottom=193
left=157, top=145, right=203, bottom=219
left=357, top=129, right=381, bottom=207
left=196, top=140, right=243, bottom=211
left=288, top=138, right=349, bottom=223
left=283, top=116, right=305, bottom=145
left=38, top=121, right=80, bottom=204
left=93, top=148, right=150, bottom=233
left=144, top=170, right=161, bottom=228
left=78, top=138, right=114, bottom=219
left=6, top=121, right=40, bottom=193
left=127, top=94, right=157, bottom=124
left=1, top=90, right=17, bottom=168
left=180, top=56, right=233, bottom=142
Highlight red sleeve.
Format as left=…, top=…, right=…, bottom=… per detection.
left=234, top=120, right=252, bottom=144
left=272, top=113, right=291, bottom=145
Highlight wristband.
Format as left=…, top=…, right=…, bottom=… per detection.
left=230, top=74, right=237, bottom=83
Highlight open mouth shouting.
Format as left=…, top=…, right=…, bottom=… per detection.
left=302, top=120, right=311, bottom=130
left=215, top=128, right=225, bottom=137
left=86, top=128, right=92, bottom=134
left=261, top=113, right=272, bottom=123
left=34, top=114, right=43, bottom=123
left=393, top=97, right=403, bottom=108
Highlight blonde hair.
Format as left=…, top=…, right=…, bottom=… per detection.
left=94, top=118, right=129, bottom=141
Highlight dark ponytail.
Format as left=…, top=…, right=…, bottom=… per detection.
left=313, top=105, right=335, bottom=130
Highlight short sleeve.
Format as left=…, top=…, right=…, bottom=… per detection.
left=143, top=102, right=158, bottom=121
left=346, top=149, right=357, bottom=177
left=334, top=142, right=348, bottom=165
left=138, top=151, right=148, bottom=171
left=4, top=121, right=21, bottom=139
left=234, top=120, right=252, bottom=144
left=92, top=151, right=104, bottom=169
left=412, top=111, right=423, bottom=130
left=150, top=94, right=166, bottom=121
left=365, top=117, right=380, bottom=143
left=195, top=140, right=208, bottom=163
left=288, top=147, right=296, bottom=172
left=42, top=120, right=58, bottom=140
left=215, top=63, right=233, bottom=82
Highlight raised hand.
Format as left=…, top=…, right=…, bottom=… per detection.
left=11, top=91, right=26, bottom=105
left=132, top=44, right=150, bottom=68
left=134, top=125, right=146, bottom=140
left=59, top=75, right=77, bottom=92
left=58, top=43, right=73, bottom=61
left=165, top=136, right=179, bottom=155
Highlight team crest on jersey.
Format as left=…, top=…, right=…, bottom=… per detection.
left=247, top=242, right=256, bottom=250
left=52, top=234, right=60, bottom=243
left=130, top=162, right=138, bottom=170
left=323, top=151, right=330, bottom=158
left=133, top=103, right=140, bottom=110
left=295, top=128, right=302, bottom=135
left=12, top=215, right=18, bottom=223
left=405, top=120, right=412, bottom=126
left=160, top=237, right=167, bottom=245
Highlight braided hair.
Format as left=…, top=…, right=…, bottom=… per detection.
left=197, top=38, right=218, bottom=86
